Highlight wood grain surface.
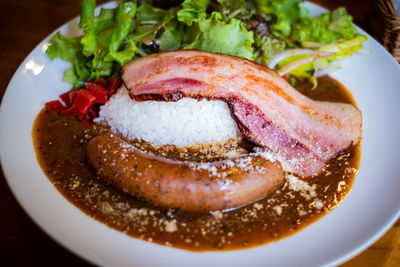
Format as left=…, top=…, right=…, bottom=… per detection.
left=0, top=1, right=398, bottom=266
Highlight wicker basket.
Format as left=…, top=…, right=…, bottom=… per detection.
left=370, top=0, right=400, bottom=62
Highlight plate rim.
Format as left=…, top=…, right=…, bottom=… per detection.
left=1, top=1, right=400, bottom=266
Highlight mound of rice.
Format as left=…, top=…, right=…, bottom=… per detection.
left=95, top=87, right=240, bottom=146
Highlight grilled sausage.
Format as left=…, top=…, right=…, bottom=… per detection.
left=86, top=133, right=284, bottom=211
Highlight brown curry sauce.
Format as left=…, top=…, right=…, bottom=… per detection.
left=32, top=76, right=360, bottom=251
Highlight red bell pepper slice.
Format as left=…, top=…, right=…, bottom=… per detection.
left=108, top=77, right=121, bottom=96
left=59, top=92, right=70, bottom=106
left=88, top=104, right=100, bottom=119
left=87, top=84, right=105, bottom=91
left=85, top=78, right=108, bottom=90
left=68, top=91, right=78, bottom=106
left=54, top=77, right=120, bottom=123
left=93, top=77, right=108, bottom=88
left=59, top=91, right=77, bottom=107
left=73, top=90, right=96, bottom=116
left=92, top=87, right=108, bottom=104
left=60, top=106, right=76, bottom=116
left=85, top=83, right=108, bottom=104
left=45, top=100, right=65, bottom=112
left=84, top=82, right=95, bottom=90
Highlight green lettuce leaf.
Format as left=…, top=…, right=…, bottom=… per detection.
left=88, top=60, right=114, bottom=80
left=184, top=12, right=254, bottom=60
left=216, top=0, right=254, bottom=21
left=130, top=9, right=175, bottom=44
left=46, top=0, right=367, bottom=88
left=181, top=0, right=210, bottom=10
left=254, top=0, right=308, bottom=36
left=48, top=1, right=139, bottom=86
left=291, top=7, right=359, bottom=47
left=46, top=32, right=82, bottom=61
left=63, top=67, right=80, bottom=86
left=136, top=3, right=169, bottom=22
left=73, top=51, right=114, bottom=83
left=254, top=35, right=285, bottom=65
left=94, top=8, right=115, bottom=34
left=159, top=21, right=184, bottom=51
left=105, top=40, right=138, bottom=65
left=177, top=0, right=210, bottom=26
left=65, top=59, right=113, bottom=87
left=243, top=13, right=285, bottom=65
left=73, top=52, right=91, bottom=82
left=94, top=8, right=116, bottom=49
left=77, top=0, right=99, bottom=66
left=217, top=0, right=247, bottom=13
left=104, top=2, right=137, bottom=64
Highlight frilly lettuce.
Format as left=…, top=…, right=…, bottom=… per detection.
left=177, top=0, right=210, bottom=26
left=104, top=2, right=137, bottom=65
left=77, top=0, right=99, bottom=66
left=135, top=2, right=169, bottom=22
left=47, top=0, right=139, bottom=86
left=253, top=0, right=309, bottom=36
left=159, top=22, right=184, bottom=51
left=184, top=12, right=254, bottom=60
left=215, top=0, right=254, bottom=21
left=291, top=7, right=359, bottom=47
left=254, top=35, right=285, bottom=65
left=130, top=5, right=175, bottom=45
left=46, top=33, right=81, bottom=62
left=46, top=0, right=367, bottom=87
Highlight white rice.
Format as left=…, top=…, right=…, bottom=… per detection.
left=95, top=87, right=240, bottom=146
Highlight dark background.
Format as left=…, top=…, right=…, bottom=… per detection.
left=0, top=1, right=398, bottom=266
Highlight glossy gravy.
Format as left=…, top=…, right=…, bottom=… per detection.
left=33, top=76, right=360, bottom=251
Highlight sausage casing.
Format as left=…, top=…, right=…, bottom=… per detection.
left=86, top=133, right=284, bottom=211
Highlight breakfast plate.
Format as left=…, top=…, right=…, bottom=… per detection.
left=1, top=1, right=400, bottom=266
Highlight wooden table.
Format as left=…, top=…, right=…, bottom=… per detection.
left=0, top=0, right=398, bottom=266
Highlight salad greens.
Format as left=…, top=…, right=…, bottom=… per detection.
left=77, top=0, right=99, bottom=66
left=290, top=7, right=359, bottom=47
left=253, top=0, right=309, bottom=36
left=103, top=2, right=137, bottom=65
left=46, top=0, right=367, bottom=87
left=183, top=12, right=254, bottom=59
left=177, top=0, right=210, bottom=26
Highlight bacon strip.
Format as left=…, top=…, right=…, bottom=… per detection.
left=122, top=50, right=362, bottom=177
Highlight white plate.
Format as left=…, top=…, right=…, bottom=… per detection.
left=1, top=2, right=400, bottom=266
